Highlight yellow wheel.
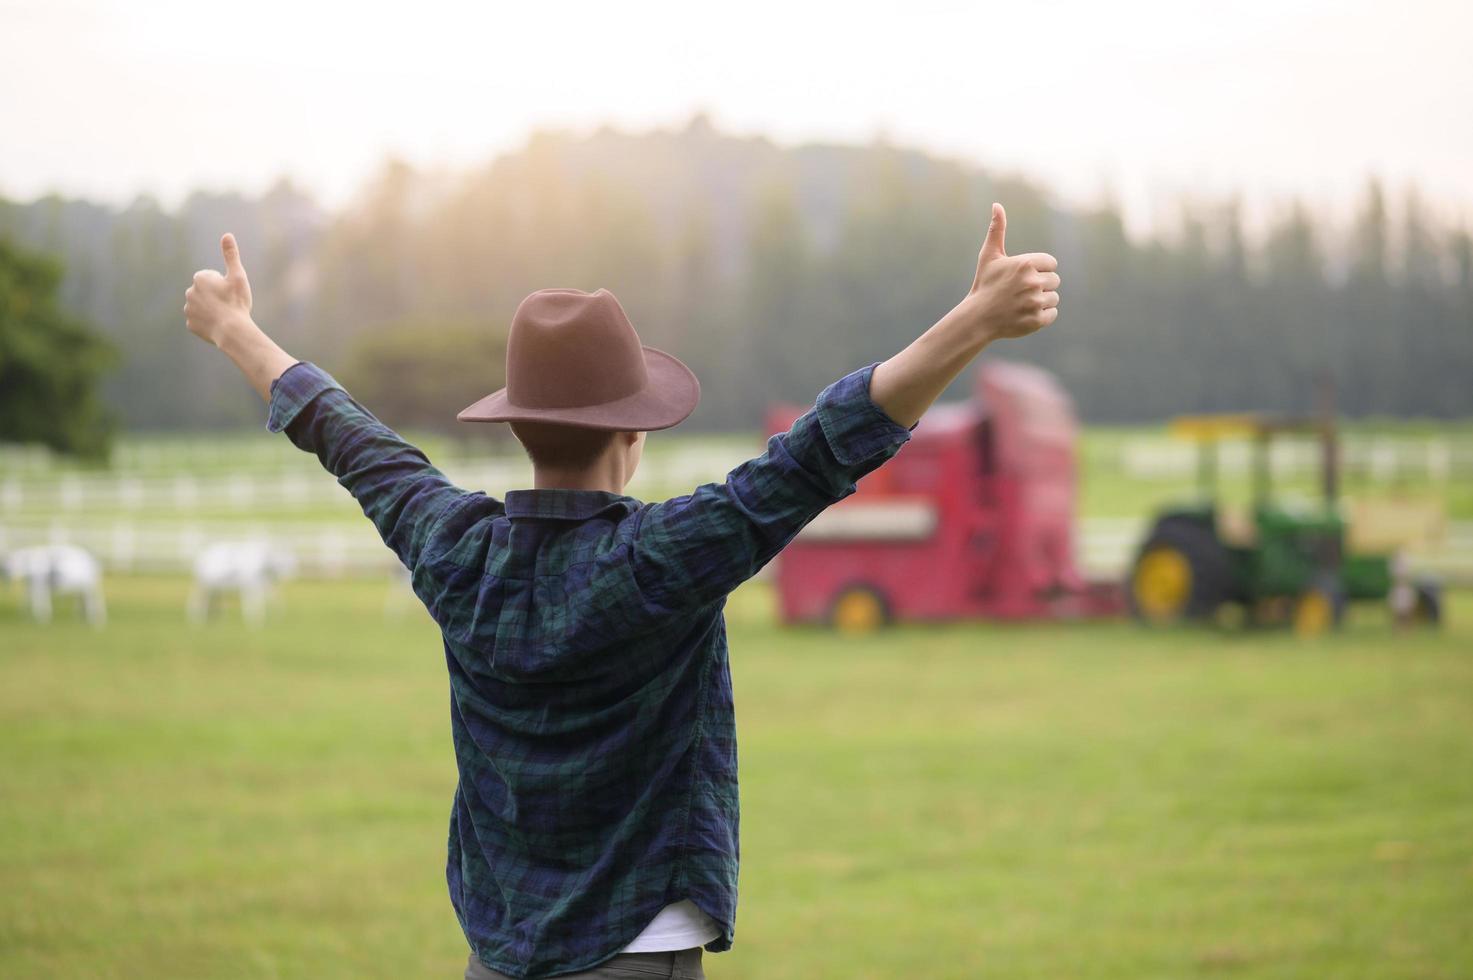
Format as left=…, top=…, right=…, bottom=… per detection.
left=1293, top=591, right=1332, bottom=636
left=830, top=586, right=887, bottom=636
left=1132, top=547, right=1193, bottom=623
left=1293, top=580, right=1344, bottom=637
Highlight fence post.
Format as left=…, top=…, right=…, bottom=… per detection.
left=60, top=475, right=83, bottom=510
left=173, top=475, right=199, bottom=509
left=1427, top=439, right=1450, bottom=485
left=318, top=529, right=347, bottom=578
left=110, top=522, right=136, bottom=573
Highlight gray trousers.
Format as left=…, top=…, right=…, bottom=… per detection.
left=465, top=948, right=705, bottom=980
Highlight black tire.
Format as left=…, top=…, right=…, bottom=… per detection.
left=1127, top=517, right=1232, bottom=625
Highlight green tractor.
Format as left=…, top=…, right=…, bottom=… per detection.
left=1127, top=414, right=1442, bottom=635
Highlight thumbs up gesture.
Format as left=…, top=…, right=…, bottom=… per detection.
left=964, top=204, right=1060, bottom=341
left=184, top=234, right=255, bottom=348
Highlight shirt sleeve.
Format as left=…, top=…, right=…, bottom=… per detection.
left=631, top=362, right=913, bottom=612
left=266, top=361, right=471, bottom=571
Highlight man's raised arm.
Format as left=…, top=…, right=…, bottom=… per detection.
left=630, top=202, right=1061, bottom=613
left=183, top=234, right=473, bottom=573
left=869, top=203, right=1060, bottom=426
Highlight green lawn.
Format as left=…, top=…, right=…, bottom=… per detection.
left=1, top=579, right=1471, bottom=979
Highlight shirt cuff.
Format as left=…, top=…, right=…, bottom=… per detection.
left=265, top=361, right=344, bottom=433
left=813, top=362, right=916, bottom=467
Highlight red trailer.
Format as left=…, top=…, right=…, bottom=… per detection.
left=768, top=360, right=1122, bottom=632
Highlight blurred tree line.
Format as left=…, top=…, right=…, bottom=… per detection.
left=0, top=238, right=115, bottom=457
left=2, top=115, right=1469, bottom=436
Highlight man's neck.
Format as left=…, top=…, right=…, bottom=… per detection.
left=531, top=467, right=625, bottom=494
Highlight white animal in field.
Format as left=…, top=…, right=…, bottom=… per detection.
left=3, top=544, right=107, bottom=626
left=189, top=541, right=296, bottom=625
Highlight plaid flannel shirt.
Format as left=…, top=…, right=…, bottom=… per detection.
left=267, top=360, right=913, bottom=979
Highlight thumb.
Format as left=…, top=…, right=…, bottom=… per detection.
left=221, top=233, right=248, bottom=281
left=980, top=203, right=1007, bottom=262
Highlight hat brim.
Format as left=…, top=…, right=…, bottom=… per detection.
left=456, top=346, right=701, bottom=431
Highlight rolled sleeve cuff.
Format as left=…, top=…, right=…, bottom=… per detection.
left=814, top=362, right=916, bottom=467
left=265, top=361, right=343, bottom=433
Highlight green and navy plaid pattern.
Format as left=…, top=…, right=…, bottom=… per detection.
left=267, top=361, right=912, bottom=979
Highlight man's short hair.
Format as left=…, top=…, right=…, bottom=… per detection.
left=510, top=421, right=620, bottom=470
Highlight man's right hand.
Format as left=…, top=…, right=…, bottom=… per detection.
left=960, top=203, right=1060, bottom=342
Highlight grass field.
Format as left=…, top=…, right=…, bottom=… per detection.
left=2, top=578, right=1470, bottom=979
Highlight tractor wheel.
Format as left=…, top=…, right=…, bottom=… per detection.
left=1128, top=519, right=1231, bottom=626
left=829, top=584, right=889, bottom=636
left=1293, top=576, right=1346, bottom=637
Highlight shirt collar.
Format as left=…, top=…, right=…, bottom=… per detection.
left=503, top=488, right=641, bottom=521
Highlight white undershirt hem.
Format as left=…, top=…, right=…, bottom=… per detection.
left=619, top=899, right=720, bottom=953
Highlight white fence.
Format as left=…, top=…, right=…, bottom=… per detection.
left=1118, top=435, right=1469, bottom=483
left=3, top=433, right=1469, bottom=582
left=0, top=449, right=754, bottom=516
left=0, top=443, right=761, bottom=578
left=4, top=514, right=1469, bottom=583
left=0, top=518, right=398, bottom=578
left=7, top=431, right=1467, bottom=516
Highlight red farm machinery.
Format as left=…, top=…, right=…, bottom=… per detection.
left=767, top=361, right=1122, bottom=633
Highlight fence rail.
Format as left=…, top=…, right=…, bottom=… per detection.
left=0, top=451, right=755, bottom=516
left=6, top=432, right=1470, bottom=516
left=4, top=434, right=1469, bottom=583
left=1118, top=436, right=1471, bottom=482
left=4, top=515, right=1470, bottom=584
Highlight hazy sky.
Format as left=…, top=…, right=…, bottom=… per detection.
left=3, top=0, right=1470, bottom=233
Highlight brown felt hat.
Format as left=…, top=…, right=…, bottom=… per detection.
left=457, top=288, right=700, bottom=431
